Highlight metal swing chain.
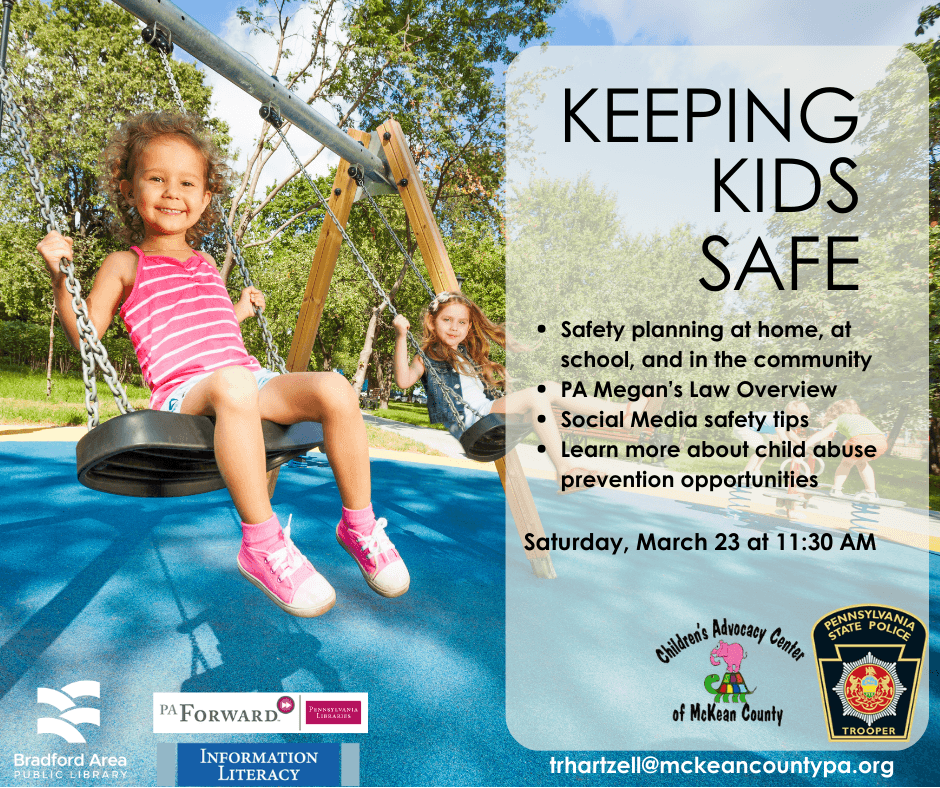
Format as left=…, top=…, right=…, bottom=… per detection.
left=0, top=68, right=132, bottom=428
left=157, top=48, right=186, bottom=117
left=153, top=43, right=287, bottom=374
left=265, top=116, right=483, bottom=429
left=352, top=154, right=503, bottom=402
left=221, top=219, right=287, bottom=373
left=357, top=185, right=435, bottom=299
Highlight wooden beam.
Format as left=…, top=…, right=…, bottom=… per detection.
left=286, top=128, right=370, bottom=372
left=376, top=118, right=457, bottom=293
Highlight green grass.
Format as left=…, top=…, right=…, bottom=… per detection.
left=363, top=423, right=445, bottom=456
left=0, top=362, right=149, bottom=425
left=371, top=400, right=446, bottom=430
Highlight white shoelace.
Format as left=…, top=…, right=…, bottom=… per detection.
left=355, top=517, right=395, bottom=561
left=265, top=516, right=305, bottom=582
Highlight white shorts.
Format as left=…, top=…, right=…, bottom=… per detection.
left=161, top=367, right=280, bottom=414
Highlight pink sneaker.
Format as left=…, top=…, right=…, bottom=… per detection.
left=238, top=521, right=336, bottom=617
left=336, top=517, right=410, bottom=598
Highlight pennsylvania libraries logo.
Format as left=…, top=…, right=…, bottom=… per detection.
left=153, top=692, right=368, bottom=734
left=812, top=604, right=926, bottom=742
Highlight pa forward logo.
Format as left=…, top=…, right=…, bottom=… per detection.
left=36, top=681, right=101, bottom=743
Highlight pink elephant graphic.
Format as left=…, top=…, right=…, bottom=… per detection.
left=710, top=640, right=746, bottom=672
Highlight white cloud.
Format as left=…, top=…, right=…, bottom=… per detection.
left=200, top=4, right=355, bottom=193
left=575, top=0, right=927, bottom=46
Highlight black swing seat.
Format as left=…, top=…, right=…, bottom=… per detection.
left=76, top=410, right=324, bottom=498
left=459, top=413, right=532, bottom=462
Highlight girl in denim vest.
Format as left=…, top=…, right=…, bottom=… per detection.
left=393, top=292, right=644, bottom=493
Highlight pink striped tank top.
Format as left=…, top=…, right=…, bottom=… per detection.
left=120, top=246, right=261, bottom=410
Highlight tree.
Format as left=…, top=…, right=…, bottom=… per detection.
left=0, top=0, right=226, bottom=320
left=0, top=0, right=226, bottom=236
left=220, top=0, right=560, bottom=379
left=912, top=11, right=940, bottom=471
left=761, top=47, right=927, bottom=461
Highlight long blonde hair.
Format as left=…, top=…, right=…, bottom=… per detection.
left=421, top=292, right=505, bottom=390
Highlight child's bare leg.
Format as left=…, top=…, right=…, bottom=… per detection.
left=180, top=366, right=271, bottom=523
left=258, top=372, right=370, bottom=508
left=181, top=366, right=336, bottom=617
left=260, top=372, right=408, bottom=598
left=856, top=460, right=876, bottom=492
left=832, top=458, right=855, bottom=493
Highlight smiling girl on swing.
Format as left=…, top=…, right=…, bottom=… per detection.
left=393, top=291, right=649, bottom=493
left=38, top=112, right=410, bottom=617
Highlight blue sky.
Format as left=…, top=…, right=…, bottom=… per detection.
left=153, top=0, right=933, bottom=186
left=182, top=0, right=931, bottom=47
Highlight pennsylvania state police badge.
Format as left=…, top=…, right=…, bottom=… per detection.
left=812, top=604, right=925, bottom=742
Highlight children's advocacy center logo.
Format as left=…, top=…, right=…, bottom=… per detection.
left=813, top=604, right=926, bottom=741
left=705, top=640, right=756, bottom=703
left=36, top=680, right=100, bottom=743
left=662, top=618, right=791, bottom=726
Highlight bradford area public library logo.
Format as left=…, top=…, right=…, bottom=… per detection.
left=813, top=604, right=926, bottom=741
left=36, top=680, right=101, bottom=744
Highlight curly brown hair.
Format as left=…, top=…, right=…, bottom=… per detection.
left=99, top=112, right=231, bottom=246
left=421, top=292, right=506, bottom=390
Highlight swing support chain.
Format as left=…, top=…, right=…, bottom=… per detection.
left=149, top=28, right=186, bottom=115
left=148, top=37, right=287, bottom=375
left=262, top=108, right=485, bottom=431
left=356, top=178, right=435, bottom=300
left=221, top=218, right=288, bottom=373
left=0, top=68, right=132, bottom=428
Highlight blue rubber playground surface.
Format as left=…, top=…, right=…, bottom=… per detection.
left=0, top=439, right=937, bottom=786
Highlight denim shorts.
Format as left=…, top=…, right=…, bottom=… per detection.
left=161, top=367, right=280, bottom=414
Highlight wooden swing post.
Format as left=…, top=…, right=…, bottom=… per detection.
left=379, top=118, right=555, bottom=579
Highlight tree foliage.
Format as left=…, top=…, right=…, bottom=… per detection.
left=0, top=0, right=550, bottom=412
left=1, top=0, right=226, bottom=236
